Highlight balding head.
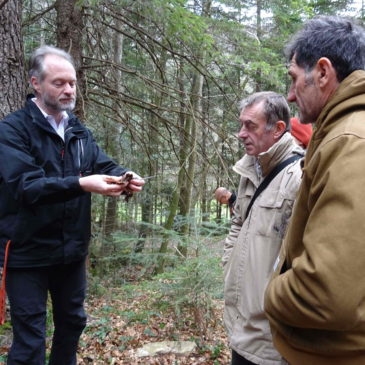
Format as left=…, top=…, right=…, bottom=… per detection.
left=214, top=187, right=231, bottom=205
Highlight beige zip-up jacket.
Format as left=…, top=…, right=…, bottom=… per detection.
left=224, top=132, right=303, bottom=365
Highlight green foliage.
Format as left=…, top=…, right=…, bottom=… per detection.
left=146, top=244, right=224, bottom=333
left=0, top=320, right=11, bottom=337
left=88, top=317, right=111, bottom=342
left=211, top=341, right=225, bottom=359
left=87, top=214, right=225, bottom=332
left=22, top=0, right=57, bottom=57
left=83, top=248, right=226, bottom=359
left=309, top=0, right=356, bottom=15
left=199, top=220, right=230, bottom=235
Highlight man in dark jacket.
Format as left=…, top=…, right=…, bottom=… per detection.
left=0, top=45, right=145, bottom=365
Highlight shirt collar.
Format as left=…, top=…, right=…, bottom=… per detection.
left=32, top=98, right=69, bottom=140
left=31, top=98, right=69, bottom=122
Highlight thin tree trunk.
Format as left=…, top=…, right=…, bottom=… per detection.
left=103, top=20, right=124, bottom=239
left=55, top=0, right=86, bottom=119
left=176, top=71, right=202, bottom=257
left=176, top=0, right=210, bottom=256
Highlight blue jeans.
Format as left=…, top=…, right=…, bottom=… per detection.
left=231, top=350, right=257, bottom=365
left=6, top=260, right=87, bottom=365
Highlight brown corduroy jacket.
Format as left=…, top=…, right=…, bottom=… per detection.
left=265, top=70, right=365, bottom=365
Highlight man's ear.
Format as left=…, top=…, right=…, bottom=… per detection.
left=273, top=120, right=287, bottom=139
left=30, top=76, right=41, bottom=94
left=316, top=57, right=336, bottom=88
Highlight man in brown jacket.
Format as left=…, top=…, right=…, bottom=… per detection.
left=264, top=16, right=365, bottom=365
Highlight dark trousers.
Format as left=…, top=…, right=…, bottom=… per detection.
left=6, top=260, right=87, bottom=365
left=231, top=350, right=257, bottom=365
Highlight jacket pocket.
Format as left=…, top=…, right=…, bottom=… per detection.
left=256, top=189, right=295, bottom=239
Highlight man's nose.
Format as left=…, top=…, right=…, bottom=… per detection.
left=287, top=85, right=296, bottom=103
left=238, top=127, right=248, bottom=138
left=64, top=83, right=75, bottom=94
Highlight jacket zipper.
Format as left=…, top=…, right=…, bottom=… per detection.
left=60, top=145, right=65, bottom=178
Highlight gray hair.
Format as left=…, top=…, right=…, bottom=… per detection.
left=285, top=16, right=365, bottom=81
left=28, top=45, right=75, bottom=81
left=239, top=91, right=291, bottom=131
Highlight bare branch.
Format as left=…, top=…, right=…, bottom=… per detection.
left=22, top=3, right=56, bottom=27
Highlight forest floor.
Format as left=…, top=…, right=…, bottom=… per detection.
left=76, top=289, right=230, bottom=364
left=0, top=280, right=230, bottom=365
left=0, top=293, right=230, bottom=364
left=0, top=235, right=231, bottom=364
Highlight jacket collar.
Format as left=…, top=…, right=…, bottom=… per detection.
left=233, top=132, right=302, bottom=182
left=25, top=96, right=86, bottom=137
left=314, top=70, right=365, bottom=139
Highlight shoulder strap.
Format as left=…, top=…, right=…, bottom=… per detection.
left=244, top=154, right=301, bottom=219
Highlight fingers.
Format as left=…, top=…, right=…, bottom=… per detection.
left=104, top=175, right=120, bottom=184
left=98, top=176, right=124, bottom=195
left=80, top=175, right=125, bottom=195
left=128, top=179, right=145, bottom=191
left=102, top=172, right=145, bottom=197
left=129, top=172, right=146, bottom=189
left=114, top=172, right=146, bottom=190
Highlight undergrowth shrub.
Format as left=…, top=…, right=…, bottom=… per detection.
left=88, top=215, right=226, bottom=333
left=149, top=253, right=223, bottom=334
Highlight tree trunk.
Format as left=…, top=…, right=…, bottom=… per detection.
left=176, top=0, right=210, bottom=256
left=255, top=0, right=263, bottom=91
left=136, top=45, right=169, bottom=252
left=155, top=58, right=188, bottom=274
left=103, top=19, right=123, bottom=241
left=55, top=0, right=86, bottom=120
left=176, top=70, right=202, bottom=257
left=0, top=0, right=25, bottom=118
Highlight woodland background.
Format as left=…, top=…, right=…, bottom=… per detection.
left=0, top=0, right=364, bottom=363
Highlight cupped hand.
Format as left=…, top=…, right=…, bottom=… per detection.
left=79, top=175, right=125, bottom=196
left=127, top=172, right=145, bottom=192
left=105, top=172, right=145, bottom=192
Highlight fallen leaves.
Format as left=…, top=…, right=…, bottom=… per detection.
left=76, top=290, right=230, bottom=364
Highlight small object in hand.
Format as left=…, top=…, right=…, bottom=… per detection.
left=116, top=172, right=134, bottom=186
left=122, top=190, right=133, bottom=202
left=105, top=173, right=134, bottom=201
left=118, top=173, right=134, bottom=202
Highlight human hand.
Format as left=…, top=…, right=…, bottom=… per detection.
left=104, top=172, right=145, bottom=200
left=105, top=172, right=145, bottom=191
left=126, top=172, right=145, bottom=192
left=79, top=175, right=125, bottom=196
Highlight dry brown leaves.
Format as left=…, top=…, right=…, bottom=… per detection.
left=76, top=291, right=230, bottom=365
left=0, top=292, right=230, bottom=365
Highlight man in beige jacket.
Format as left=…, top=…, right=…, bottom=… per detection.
left=223, top=91, right=303, bottom=365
